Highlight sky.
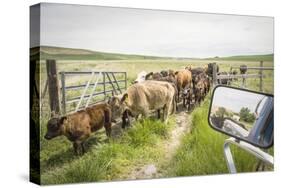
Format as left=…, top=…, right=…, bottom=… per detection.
left=212, top=87, right=267, bottom=113
left=31, top=3, right=274, bottom=58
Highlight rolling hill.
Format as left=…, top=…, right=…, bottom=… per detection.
left=30, top=46, right=274, bottom=62
left=205, top=54, right=273, bottom=62
left=30, top=46, right=166, bottom=61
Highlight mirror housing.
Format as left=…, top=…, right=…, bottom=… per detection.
left=208, top=85, right=274, bottom=149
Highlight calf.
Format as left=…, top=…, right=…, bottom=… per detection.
left=203, top=76, right=211, bottom=95
left=182, top=85, right=195, bottom=111
left=194, top=80, right=205, bottom=105
left=44, top=103, right=112, bottom=155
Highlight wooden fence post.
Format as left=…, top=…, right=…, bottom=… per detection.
left=46, top=60, right=60, bottom=115
left=212, top=63, right=217, bottom=86
left=259, top=61, right=264, bottom=92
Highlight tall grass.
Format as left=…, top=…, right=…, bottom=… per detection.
left=166, top=99, right=269, bottom=177
left=40, top=118, right=174, bottom=185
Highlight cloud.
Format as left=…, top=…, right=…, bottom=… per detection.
left=37, top=3, right=274, bottom=58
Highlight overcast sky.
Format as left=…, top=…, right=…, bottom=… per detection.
left=212, top=87, right=266, bottom=113
left=32, top=3, right=274, bottom=58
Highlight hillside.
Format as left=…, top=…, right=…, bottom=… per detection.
left=30, top=46, right=274, bottom=62
left=30, top=46, right=165, bottom=60
left=205, top=54, right=273, bottom=62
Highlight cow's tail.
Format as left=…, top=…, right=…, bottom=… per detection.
left=173, top=93, right=176, bottom=114
left=171, top=85, right=177, bottom=114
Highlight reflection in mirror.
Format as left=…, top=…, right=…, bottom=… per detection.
left=209, top=87, right=273, bottom=148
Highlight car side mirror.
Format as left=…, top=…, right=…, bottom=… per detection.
left=208, top=85, right=274, bottom=148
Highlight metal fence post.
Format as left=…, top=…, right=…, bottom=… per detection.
left=60, top=72, right=66, bottom=115
left=124, top=72, right=127, bottom=90
left=242, top=75, right=246, bottom=88
left=103, top=72, right=106, bottom=100
left=212, top=63, right=217, bottom=86
left=259, top=61, right=264, bottom=92
left=46, top=59, right=60, bottom=116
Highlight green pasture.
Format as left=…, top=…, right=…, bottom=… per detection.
left=37, top=53, right=274, bottom=184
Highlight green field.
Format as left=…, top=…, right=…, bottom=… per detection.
left=35, top=46, right=274, bottom=185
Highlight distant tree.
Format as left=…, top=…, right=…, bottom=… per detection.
left=239, top=107, right=255, bottom=123
left=224, top=110, right=234, bottom=117
left=216, top=107, right=226, bottom=118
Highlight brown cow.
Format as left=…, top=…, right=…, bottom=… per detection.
left=174, top=69, right=192, bottom=108
left=194, top=80, right=205, bottom=105
left=160, top=69, right=175, bottom=77
left=203, top=76, right=211, bottom=95
left=134, top=70, right=178, bottom=114
left=187, top=66, right=206, bottom=77
left=44, top=103, right=112, bottom=155
left=145, top=72, right=163, bottom=80
left=206, top=63, right=219, bottom=78
left=108, top=80, right=176, bottom=124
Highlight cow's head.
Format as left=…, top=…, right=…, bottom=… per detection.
left=45, top=114, right=66, bottom=140
left=133, top=71, right=147, bottom=84
left=206, top=63, right=219, bottom=77
left=160, top=70, right=168, bottom=77
left=108, top=93, right=128, bottom=120
left=185, top=66, right=192, bottom=71
left=168, top=70, right=176, bottom=78
left=183, top=85, right=193, bottom=97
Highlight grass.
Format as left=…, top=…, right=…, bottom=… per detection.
left=166, top=99, right=273, bottom=177
left=36, top=52, right=274, bottom=184
left=40, top=117, right=175, bottom=185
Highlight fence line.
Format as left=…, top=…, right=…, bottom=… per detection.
left=43, top=60, right=127, bottom=115
left=213, top=61, right=273, bottom=92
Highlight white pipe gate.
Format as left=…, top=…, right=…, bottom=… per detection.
left=59, top=71, right=127, bottom=114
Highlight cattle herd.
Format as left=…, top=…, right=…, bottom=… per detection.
left=44, top=63, right=247, bottom=155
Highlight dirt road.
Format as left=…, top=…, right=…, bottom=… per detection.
left=127, top=107, right=192, bottom=179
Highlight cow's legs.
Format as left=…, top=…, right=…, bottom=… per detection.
left=173, top=95, right=177, bottom=114
left=183, top=97, right=186, bottom=108
left=162, top=104, right=167, bottom=123
left=122, top=110, right=130, bottom=129
left=157, top=109, right=161, bottom=119
left=73, top=141, right=83, bottom=155
left=81, top=141, right=86, bottom=154
left=73, top=142, right=79, bottom=155
left=104, top=123, right=112, bottom=137
left=187, top=96, right=191, bottom=111
left=122, top=113, right=127, bottom=129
